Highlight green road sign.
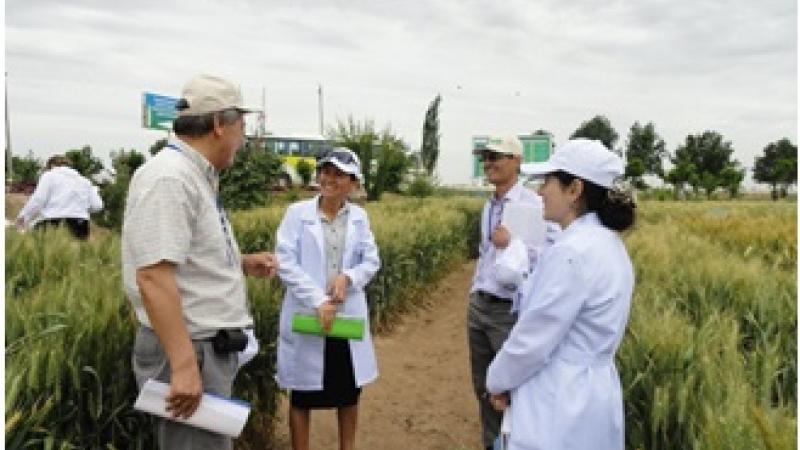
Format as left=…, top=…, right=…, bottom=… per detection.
left=142, top=92, right=178, bottom=131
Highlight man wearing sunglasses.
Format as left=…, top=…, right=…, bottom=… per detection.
left=468, top=135, right=544, bottom=450
left=122, top=74, right=278, bottom=450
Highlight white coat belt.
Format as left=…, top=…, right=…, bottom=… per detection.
left=555, top=349, right=613, bottom=367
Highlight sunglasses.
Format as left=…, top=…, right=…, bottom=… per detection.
left=477, top=152, right=513, bottom=162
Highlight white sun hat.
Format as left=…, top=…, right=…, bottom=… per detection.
left=316, top=147, right=363, bottom=181
left=521, top=138, right=623, bottom=188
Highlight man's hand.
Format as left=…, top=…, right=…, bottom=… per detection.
left=14, top=217, right=26, bottom=232
left=489, top=392, right=509, bottom=412
left=166, top=363, right=203, bottom=419
left=491, top=224, right=511, bottom=249
left=327, top=274, right=350, bottom=305
left=317, top=300, right=337, bottom=333
left=242, top=252, right=278, bottom=278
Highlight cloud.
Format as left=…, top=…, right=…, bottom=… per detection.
left=5, top=0, right=796, bottom=186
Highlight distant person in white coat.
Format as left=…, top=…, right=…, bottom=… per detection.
left=16, top=155, right=103, bottom=240
left=275, top=147, right=380, bottom=450
left=486, top=138, right=636, bottom=450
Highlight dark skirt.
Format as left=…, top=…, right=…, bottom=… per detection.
left=290, top=337, right=361, bottom=409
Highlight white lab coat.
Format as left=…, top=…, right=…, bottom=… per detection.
left=275, top=196, right=380, bottom=390
left=486, top=213, right=634, bottom=450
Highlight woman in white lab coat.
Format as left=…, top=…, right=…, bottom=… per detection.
left=275, top=148, right=380, bottom=450
left=486, top=139, right=636, bottom=450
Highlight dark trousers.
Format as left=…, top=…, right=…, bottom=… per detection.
left=35, top=218, right=90, bottom=240
left=467, top=291, right=517, bottom=449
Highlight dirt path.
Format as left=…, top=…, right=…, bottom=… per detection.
left=271, top=261, right=481, bottom=450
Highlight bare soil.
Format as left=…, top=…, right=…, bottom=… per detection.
left=270, top=261, right=482, bottom=450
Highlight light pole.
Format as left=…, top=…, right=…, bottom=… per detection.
left=317, top=83, right=324, bottom=136
left=5, top=72, right=12, bottom=186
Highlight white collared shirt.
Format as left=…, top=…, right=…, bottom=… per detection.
left=470, top=180, right=548, bottom=300
left=17, top=166, right=103, bottom=225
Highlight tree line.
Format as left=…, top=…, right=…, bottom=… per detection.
left=6, top=106, right=796, bottom=230
left=569, top=115, right=797, bottom=200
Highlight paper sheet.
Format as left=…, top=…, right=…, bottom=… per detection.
left=501, top=202, right=545, bottom=247
left=133, top=379, right=251, bottom=438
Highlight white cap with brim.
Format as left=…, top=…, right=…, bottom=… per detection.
left=177, top=74, right=256, bottom=116
left=473, top=135, right=523, bottom=156
left=521, top=138, right=623, bottom=188
left=317, top=147, right=363, bottom=181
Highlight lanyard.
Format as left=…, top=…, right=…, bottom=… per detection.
left=167, top=144, right=237, bottom=267
left=485, top=197, right=506, bottom=243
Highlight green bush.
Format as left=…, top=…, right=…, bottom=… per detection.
left=404, top=173, right=436, bottom=198
left=295, top=160, right=314, bottom=187
left=219, top=143, right=282, bottom=210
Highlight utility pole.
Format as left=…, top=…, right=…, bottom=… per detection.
left=5, top=72, right=12, bottom=186
left=261, top=86, right=267, bottom=137
left=318, top=83, right=324, bottom=136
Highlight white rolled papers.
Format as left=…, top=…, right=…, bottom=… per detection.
left=133, top=379, right=250, bottom=438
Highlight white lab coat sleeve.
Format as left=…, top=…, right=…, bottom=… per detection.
left=88, top=184, right=104, bottom=212
left=275, top=205, right=328, bottom=309
left=17, top=173, right=53, bottom=224
left=342, top=215, right=381, bottom=290
left=486, top=246, right=586, bottom=394
left=494, top=238, right=528, bottom=287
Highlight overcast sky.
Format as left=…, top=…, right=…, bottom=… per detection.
left=5, top=0, right=797, bottom=186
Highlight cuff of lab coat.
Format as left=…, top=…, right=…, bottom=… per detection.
left=342, top=269, right=362, bottom=290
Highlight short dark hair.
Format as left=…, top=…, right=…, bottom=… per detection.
left=46, top=155, right=70, bottom=170
left=173, top=108, right=243, bottom=138
left=549, top=170, right=635, bottom=232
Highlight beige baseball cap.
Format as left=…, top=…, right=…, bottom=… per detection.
left=176, top=74, right=253, bottom=116
left=473, top=135, right=523, bottom=156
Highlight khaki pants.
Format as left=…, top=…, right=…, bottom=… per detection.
left=467, top=292, right=517, bottom=449
left=132, top=326, right=239, bottom=450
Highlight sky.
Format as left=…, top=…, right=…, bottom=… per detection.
left=4, top=0, right=797, bottom=187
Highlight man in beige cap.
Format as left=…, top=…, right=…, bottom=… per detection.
left=122, top=74, right=277, bottom=449
left=468, top=135, right=546, bottom=450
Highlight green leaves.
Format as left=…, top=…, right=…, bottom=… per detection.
left=421, top=94, right=441, bottom=176
left=753, top=138, right=797, bottom=200
left=570, top=115, right=620, bottom=154
left=219, top=141, right=282, bottom=210
left=328, top=117, right=413, bottom=201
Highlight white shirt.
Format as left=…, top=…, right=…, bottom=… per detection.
left=470, top=181, right=547, bottom=300
left=17, top=166, right=103, bottom=225
left=486, top=213, right=634, bottom=450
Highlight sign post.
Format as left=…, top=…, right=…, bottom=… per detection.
left=142, top=92, right=178, bottom=131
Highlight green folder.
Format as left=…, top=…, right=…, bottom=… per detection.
left=291, top=314, right=365, bottom=340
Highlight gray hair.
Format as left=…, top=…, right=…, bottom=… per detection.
left=173, top=108, right=243, bottom=137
